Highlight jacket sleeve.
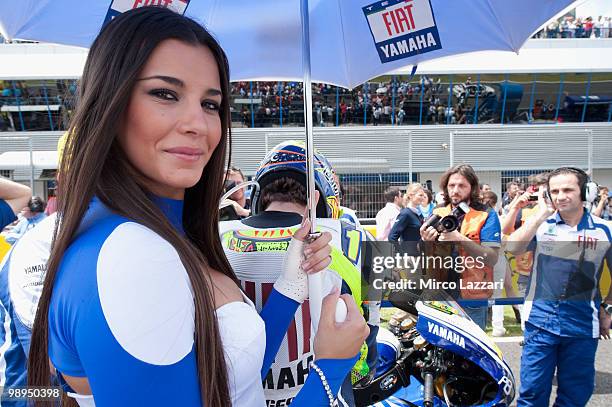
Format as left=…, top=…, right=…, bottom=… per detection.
left=389, top=210, right=409, bottom=242
left=259, top=289, right=300, bottom=378
left=291, top=356, right=358, bottom=406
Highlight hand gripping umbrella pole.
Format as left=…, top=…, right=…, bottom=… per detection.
left=300, top=0, right=347, bottom=337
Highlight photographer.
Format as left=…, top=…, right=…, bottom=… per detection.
left=501, top=173, right=549, bottom=300
left=592, top=185, right=610, bottom=220
left=420, top=164, right=501, bottom=329
left=507, top=167, right=612, bottom=407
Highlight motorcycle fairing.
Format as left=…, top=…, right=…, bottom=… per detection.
left=415, top=301, right=515, bottom=405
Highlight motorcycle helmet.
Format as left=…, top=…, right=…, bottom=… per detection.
left=251, top=140, right=340, bottom=218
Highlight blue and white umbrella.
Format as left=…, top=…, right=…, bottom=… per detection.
left=0, top=0, right=578, bottom=88
left=0, top=0, right=580, bottom=330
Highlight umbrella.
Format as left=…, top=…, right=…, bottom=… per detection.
left=0, top=0, right=579, bottom=329
left=0, top=0, right=578, bottom=89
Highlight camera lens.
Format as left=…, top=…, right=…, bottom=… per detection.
left=440, top=216, right=458, bottom=232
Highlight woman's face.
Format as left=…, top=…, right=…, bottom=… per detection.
left=118, top=39, right=223, bottom=200
left=411, top=188, right=427, bottom=206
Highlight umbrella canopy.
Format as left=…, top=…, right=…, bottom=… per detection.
left=0, top=0, right=578, bottom=89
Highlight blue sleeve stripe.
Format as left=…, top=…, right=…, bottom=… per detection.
left=593, top=224, right=612, bottom=242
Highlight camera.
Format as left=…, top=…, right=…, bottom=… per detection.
left=28, top=197, right=45, bottom=213
left=423, top=202, right=470, bottom=233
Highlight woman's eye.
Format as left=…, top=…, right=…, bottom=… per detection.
left=149, top=89, right=177, bottom=101
left=203, top=101, right=220, bottom=112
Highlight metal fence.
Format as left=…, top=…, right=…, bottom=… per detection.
left=229, top=123, right=612, bottom=219
left=1, top=123, right=611, bottom=217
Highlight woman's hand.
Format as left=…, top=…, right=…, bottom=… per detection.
left=273, top=191, right=333, bottom=303
left=293, top=218, right=332, bottom=274
left=313, top=288, right=369, bottom=360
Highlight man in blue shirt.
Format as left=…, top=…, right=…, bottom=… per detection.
left=0, top=178, right=31, bottom=231
left=508, top=167, right=612, bottom=407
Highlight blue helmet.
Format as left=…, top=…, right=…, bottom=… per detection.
left=251, top=140, right=340, bottom=218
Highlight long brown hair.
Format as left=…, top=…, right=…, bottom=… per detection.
left=439, top=164, right=486, bottom=210
left=28, top=7, right=236, bottom=406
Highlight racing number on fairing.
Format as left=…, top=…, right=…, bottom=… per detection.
left=498, top=375, right=513, bottom=396
left=342, top=229, right=362, bottom=265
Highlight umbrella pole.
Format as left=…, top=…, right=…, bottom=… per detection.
left=300, top=0, right=316, bottom=231
left=300, top=0, right=324, bottom=333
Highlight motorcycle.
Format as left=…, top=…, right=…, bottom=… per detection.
left=354, top=290, right=516, bottom=407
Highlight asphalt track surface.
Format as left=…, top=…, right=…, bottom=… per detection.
left=494, top=338, right=611, bottom=406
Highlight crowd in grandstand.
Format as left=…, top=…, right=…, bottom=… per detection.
left=533, top=15, right=612, bottom=38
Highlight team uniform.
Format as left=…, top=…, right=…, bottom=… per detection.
left=223, top=140, right=378, bottom=407
left=220, top=212, right=374, bottom=407
left=0, top=213, right=56, bottom=406
left=518, top=211, right=612, bottom=407
left=43, top=196, right=355, bottom=406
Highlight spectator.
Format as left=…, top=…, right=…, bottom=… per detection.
left=45, top=181, right=58, bottom=216
left=507, top=167, right=612, bottom=407
left=480, top=183, right=492, bottom=193
left=375, top=187, right=403, bottom=241
left=502, top=181, right=522, bottom=210
left=0, top=177, right=32, bottom=230
left=594, top=16, right=603, bottom=38
left=501, top=172, right=549, bottom=304
left=5, top=197, right=46, bottom=245
left=397, top=107, right=405, bottom=125
left=592, top=185, right=609, bottom=219
left=222, top=166, right=250, bottom=218
left=420, top=164, right=501, bottom=329
left=604, top=17, right=612, bottom=38
left=584, top=17, right=593, bottom=38
left=389, top=183, right=425, bottom=242
left=482, top=190, right=497, bottom=209
left=483, top=191, right=521, bottom=336
left=0, top=212, right=57, bottom=397
left=418, top=189, right=435, bottom=219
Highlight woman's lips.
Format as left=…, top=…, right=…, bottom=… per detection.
left=165, top=147, right=204, bottom=162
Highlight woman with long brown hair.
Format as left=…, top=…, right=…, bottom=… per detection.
left=28, top=7, right=368, bottom=407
